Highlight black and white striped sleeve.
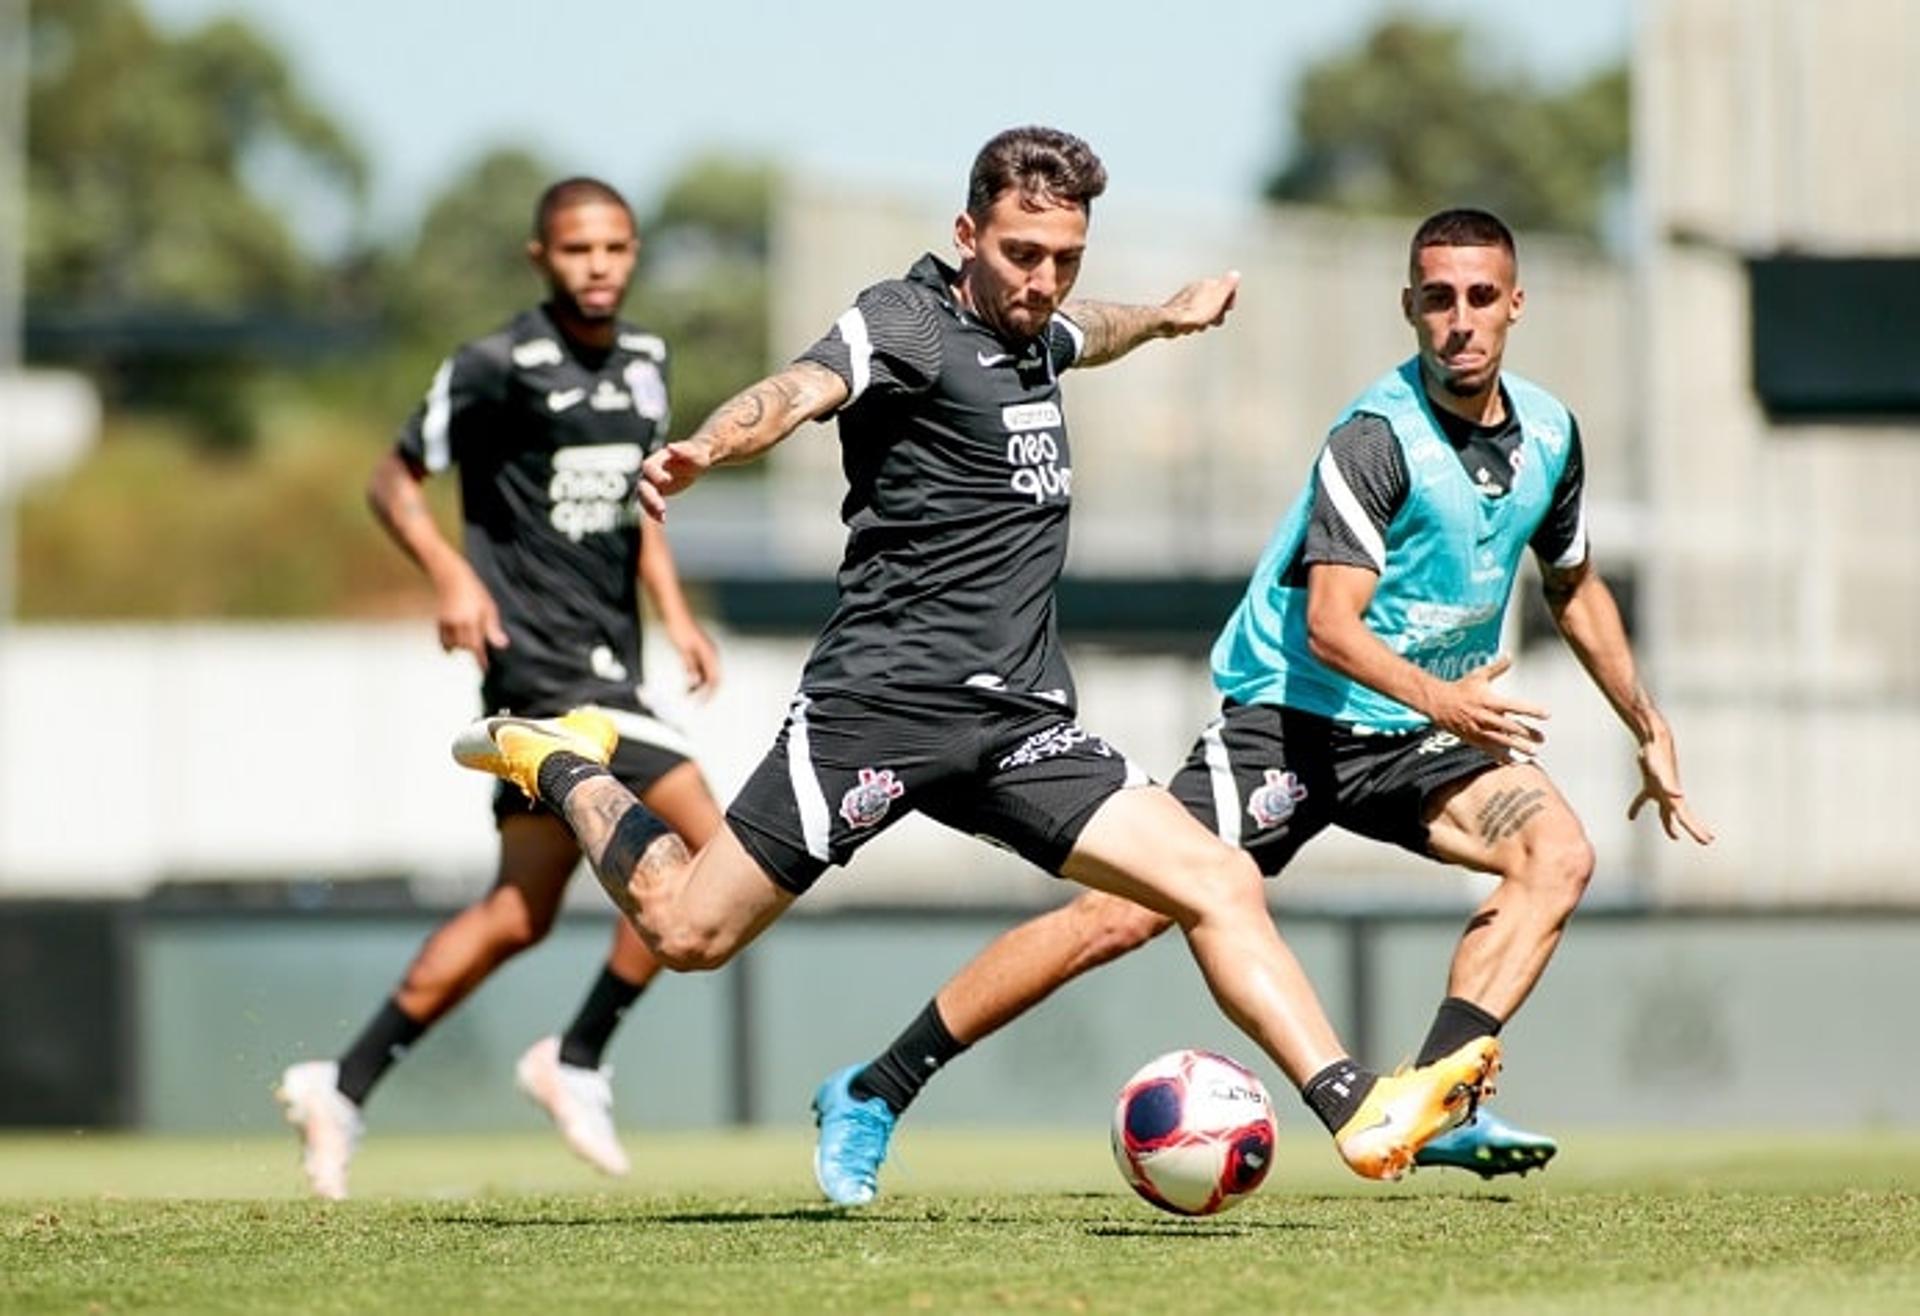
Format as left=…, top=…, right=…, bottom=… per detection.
left=1301, top=413, right=1410, bottom=574
left=796, top=281, right=944, bottom=408
left=393, top=339, right=507, bottom=475
left=1529, top=417, right=1589, bottom=570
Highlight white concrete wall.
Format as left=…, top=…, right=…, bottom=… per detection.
left=0, top=624, right=1640, bottom=906
left=1633, top=0, right=1920, bottom=900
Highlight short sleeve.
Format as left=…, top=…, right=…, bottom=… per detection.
left=620, top=336, right=672, bottom=448
left=1529, top=417, right=1588, bottom=570
left=1046, top=312, right=1085, bottom=372
left=394, top=343, right=507, bottom=475
left=1302, top=412, right=1410, bottom=574
left=796, top=282, right=944, bottom=408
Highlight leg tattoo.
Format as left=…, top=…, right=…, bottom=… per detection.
left=568, top=788, right=675, bottom=920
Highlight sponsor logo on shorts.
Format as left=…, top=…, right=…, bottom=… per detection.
left=997, top=723, right=1112, bottom=771
left=1247, top=769, right=1309, bottom=829
left=589, top=645, right=629, bottom=682
left=839, top=767, right=905, bottom=829
left=1417, top=731, right=1463, bottom=755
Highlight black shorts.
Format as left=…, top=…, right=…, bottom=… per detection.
left=493, top=699, right=694, bottom=825
left=1165, top=702, right=1500, bottom=875
left=725, top=690, right=1150, bottom=895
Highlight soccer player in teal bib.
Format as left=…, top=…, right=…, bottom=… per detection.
left=807, top=208, right=1715, bottom=1203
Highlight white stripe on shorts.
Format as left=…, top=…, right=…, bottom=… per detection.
left=579, top=704, right=696, bottom=760
left=1201, top=716, right=1241, bottom=847
left=785, top=694, right=833, bottom=862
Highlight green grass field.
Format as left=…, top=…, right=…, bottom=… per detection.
left=4, top=1129, right=1918, bottom=1313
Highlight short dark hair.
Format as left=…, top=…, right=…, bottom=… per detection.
left=1409, top=208, right=1517, bottom=271
left=532, top=176, right=634, bottom=242
left=966, top=126, right=1108, bottom=219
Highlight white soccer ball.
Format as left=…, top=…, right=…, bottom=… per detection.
left=1110, top=1049, right=1278, bottom=1216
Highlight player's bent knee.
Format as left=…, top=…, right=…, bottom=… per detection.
left=1525, top=831, right=1595, bottom=916
left=1077, top=897, right=1175, bottom=966
left=1180, top=846, right=1268, bottom=927
left=651, top=921, right=739, bottom=973
left=481, top=899, right=557, bottom=955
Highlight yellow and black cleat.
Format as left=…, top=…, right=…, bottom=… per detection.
left=451, top=709, right=618, bottom=801
left=1333, top=1036, right=1502, bottom=1181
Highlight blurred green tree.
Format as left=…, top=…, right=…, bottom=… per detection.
left=370, top=147, right=774, bottom=443
left=634, top=152, right=775, bottom=441
left=25, top=0, right=368, bottom=445
left=383, top=147, right=558, bottom=353
left=1264, top=17, right=1629, bottom=236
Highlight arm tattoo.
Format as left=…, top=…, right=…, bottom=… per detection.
left=1476, top=786, right=1548, bottom=845
left=1060, top=300, right=1165, bottom=367
left=572, top=793, right=652, bottom=919
left=691, top=363, right=843, bottom=463
left=725, top=387, right=768, bottom=431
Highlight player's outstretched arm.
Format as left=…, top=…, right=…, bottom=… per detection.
left=1061, top=271, right=1240, bottom=368
left=1540, top=559, right=1714, bottom=844
left=639, top=516, right=720, bottom=695
left=1305, top=563, right=1550, bottom=759
left=366, top=449, right=507, bottom=668
left=639, top=361, right=848, bottom=519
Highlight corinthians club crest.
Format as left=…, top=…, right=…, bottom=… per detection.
left=840, top=767, right=905, bottom=829
left=1246, top=769, right=1309, bottom=830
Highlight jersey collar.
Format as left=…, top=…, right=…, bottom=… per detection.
left=907, top=252, right=1049, bottom=356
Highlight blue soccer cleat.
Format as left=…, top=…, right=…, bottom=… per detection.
left=811, top=1064, right=898, bottom=1206
left=1414, top=1107, right=1558, bottom=1178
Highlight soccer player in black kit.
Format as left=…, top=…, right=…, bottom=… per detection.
left=277, top=179, right=727, bottom=1200
left=455, top=129, right=1499, bottom=1190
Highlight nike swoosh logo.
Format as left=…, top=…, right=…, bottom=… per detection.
left=1355, top=1111, right=1394, bottom=1137
left=547, top=388, right=586, bottom=412
left=976, top=350, right=1016, bottom=367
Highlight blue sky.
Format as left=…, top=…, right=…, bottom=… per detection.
left=146, top=0, right=1629, bottom=235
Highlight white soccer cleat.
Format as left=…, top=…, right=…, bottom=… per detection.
left=515, top=1036, right=631, bottom=1177
left=275, top=1060, right=363, bottom=1201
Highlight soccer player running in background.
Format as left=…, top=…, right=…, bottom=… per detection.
left=806, top=206, right=1716, bottom=1205
left=453, top=127, right=1501, bottom=1192
left=277, top=178, right=728, bottom=1200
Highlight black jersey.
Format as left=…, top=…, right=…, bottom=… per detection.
left=795, top=254, right=1086, bottom=709
left=1300, top=394, right=1589, bottom=578
left=394, top=305, right=671, bottom=715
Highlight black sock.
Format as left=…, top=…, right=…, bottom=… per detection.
left=335, top=998, right=427, bottom=1106
left=1302, top=1057, right=1379, bottom=1134
left=848, top=1000, right=968, bottom=1116
left=536, top=752, right=613, bottom=812
left=558, top=967, right=648, bottom=1069
left=1414, top=996, right=1503, bottom=1067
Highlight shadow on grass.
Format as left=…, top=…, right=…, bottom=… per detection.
left=1085, top=1219, right=1328, bottom=1238
left=431, top=1204, right=887, bottom=1229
